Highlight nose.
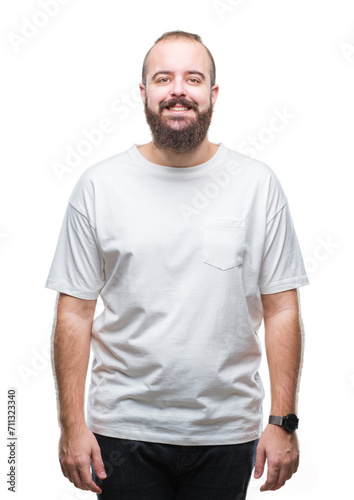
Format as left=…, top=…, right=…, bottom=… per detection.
left=170, top=76, right=186, bottom=98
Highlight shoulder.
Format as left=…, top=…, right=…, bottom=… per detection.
left=222, top=145, right=288, bottom=217
left=66, top=147, right=133, bottom=221
left=223, top=145, right=285, bottom=191
left=68, top=147, right=133, bottom=204
left=222, top=145, right=276, bottom=178
left=77, top=147, right=133, bottom=184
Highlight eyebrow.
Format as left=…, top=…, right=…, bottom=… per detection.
left=151, top=70, right=206, bottom=81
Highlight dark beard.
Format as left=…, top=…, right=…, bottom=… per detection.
left=144, top=97, right=214, bottom=154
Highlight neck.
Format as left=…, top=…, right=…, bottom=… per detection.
left=140, top=137, right=219, bottom=168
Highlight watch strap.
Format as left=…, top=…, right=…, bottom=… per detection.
left=269, top=415, right=284, bottom=426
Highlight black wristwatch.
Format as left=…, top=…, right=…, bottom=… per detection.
left=269, top=414, right=299, bottom=433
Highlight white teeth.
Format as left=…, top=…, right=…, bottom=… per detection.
left=169, top=106, right=189, bottom=111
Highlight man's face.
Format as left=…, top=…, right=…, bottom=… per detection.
left=140, top=38, right=219, bottom=154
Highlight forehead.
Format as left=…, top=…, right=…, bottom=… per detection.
left=146, top=38, right=211, bottom=79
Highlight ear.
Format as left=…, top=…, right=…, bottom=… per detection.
left=211, top=83, right=219, bottom=107
left=139, top=83, right=146, bottom=105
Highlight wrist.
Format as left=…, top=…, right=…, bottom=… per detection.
left=265, top=423, right=297, bottom=443
left=270, top=405, right=297, bottom=414
left=269, top=413, right=299, bottom=433
left=59, top=416, right=87, bottom=433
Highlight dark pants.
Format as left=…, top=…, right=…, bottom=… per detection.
left=91, top=432, right=258, bottom=500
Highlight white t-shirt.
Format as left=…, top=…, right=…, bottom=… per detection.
left=45, top=143, right=309, bottom=445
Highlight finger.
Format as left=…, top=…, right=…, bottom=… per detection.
left=77, top=463, right=102, bottom=493
left=260, top=464, right=279, bottom=492
left=272, top=464, right=289, bottom=490
left=254, top=444, right=266, bottom=479
left=91, top=443, right=107, bottom=481
left=60, top=460, right=73, bottom=484
left=59, top=460, right=68, bottom=479
left=286, top=464, right=295, bottom=480
left=67, top=466, right=86, bottom=489
left=286, top=457, right=298, bottom=480
left=72, top=456, right=101, bottom=493
left=61, top=458, right=99, bottom=493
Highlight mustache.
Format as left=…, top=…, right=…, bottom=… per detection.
left=159, top=98, right=197, bottom=112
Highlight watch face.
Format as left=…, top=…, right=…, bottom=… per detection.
left=284, top=414, right=299, bottom=432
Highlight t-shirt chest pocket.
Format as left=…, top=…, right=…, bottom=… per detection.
left=203, top=217, right=245, bottom=270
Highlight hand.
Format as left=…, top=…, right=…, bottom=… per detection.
left=254, top=423, right=299, bottom=492
left=59, top=424, right=107, bottom=494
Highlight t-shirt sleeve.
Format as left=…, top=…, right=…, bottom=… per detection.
left=45, top=202, right=105, bottom=300
left=258, top=202, right=309, bottom=294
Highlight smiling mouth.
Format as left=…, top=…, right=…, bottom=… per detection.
left=164, top=105, right=194, bottom=114
left=168, top=106, right=190, bottom=111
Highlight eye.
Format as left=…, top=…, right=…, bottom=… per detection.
left=188, top=78, right=200, bottom=83
left=157, top=78, right=170, bottom=83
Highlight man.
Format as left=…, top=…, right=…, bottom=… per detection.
left=45, top=30, right=309, bottom=499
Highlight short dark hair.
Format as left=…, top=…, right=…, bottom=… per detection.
left=141, top=30, right=216, bottom=88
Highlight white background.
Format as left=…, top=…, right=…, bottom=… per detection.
left=1, top=0, right=353, bottom=498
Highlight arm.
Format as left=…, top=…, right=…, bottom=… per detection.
left=254, top=288, right=303, bottom=492
left=52, top=292, right=107, bottom=494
